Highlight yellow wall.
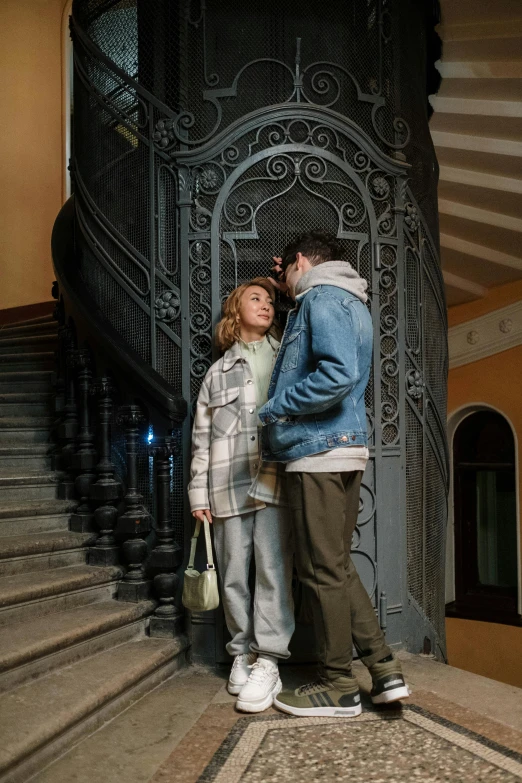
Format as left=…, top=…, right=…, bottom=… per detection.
left=446, top=618, right=522, bottom=689
left=0, top=0, right=67, bottom=310
left=447, top=280, right=522, bottom=689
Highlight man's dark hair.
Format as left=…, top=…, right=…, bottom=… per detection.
left=281, top=231, right=344, bottom=272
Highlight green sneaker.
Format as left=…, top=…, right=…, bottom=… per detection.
left=369, top=657, right=410, bottom=704
left=274, top=676, right=362, bottom=717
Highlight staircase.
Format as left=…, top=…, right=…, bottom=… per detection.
left=0, top=311, right=188, bottom=783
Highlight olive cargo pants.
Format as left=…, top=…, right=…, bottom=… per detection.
left=286, top=470, right=391, bottom=678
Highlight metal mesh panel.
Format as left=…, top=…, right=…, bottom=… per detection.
left=405, top=401, right=424, bottom=609
left=424, top=442, right=447, bottom=641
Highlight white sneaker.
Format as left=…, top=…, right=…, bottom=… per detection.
left=236, top=658, right=282, bottom=713
left=227, top=653, right=257, bottom=695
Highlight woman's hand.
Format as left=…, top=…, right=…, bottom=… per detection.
left=267, top=256, right=289, bottom=295
left=192, top=508, right=213, bottom=524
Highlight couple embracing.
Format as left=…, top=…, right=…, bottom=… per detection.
left=188, top=231, right=409, bottom=716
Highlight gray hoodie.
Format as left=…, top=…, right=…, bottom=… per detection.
left=286, top=259, right=370, bottom=473
left=295, top=260, right=368, bottom=303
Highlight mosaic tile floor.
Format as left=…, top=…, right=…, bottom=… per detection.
left=152, top=690, right=522, bottom=783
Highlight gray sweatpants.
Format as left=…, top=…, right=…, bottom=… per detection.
left=213, top=504, right=295, bottom=659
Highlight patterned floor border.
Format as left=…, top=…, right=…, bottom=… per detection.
left=197, top=705, right=522, bottom=783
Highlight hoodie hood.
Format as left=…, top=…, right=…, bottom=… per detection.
left=294, top=260, right=368, bottom=303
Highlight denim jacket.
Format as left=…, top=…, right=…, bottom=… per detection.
left=258, top=261, right=372, bottom=462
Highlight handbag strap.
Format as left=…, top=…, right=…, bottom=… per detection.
left=188, top=517, right=215, bottom=570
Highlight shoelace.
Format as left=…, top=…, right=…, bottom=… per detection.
left=247, top=662, right=274, bottom=684
left=297, top=680, right=327, bottom=696
left=232, top=654, right=252, bottom=672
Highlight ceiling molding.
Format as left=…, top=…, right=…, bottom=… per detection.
left=438, top=199, right=522, bottom=232
left=431, top=131, right=522, bottom=157
left=437, top=61, right=522, bottom=79
left=438, top=20, right=522, bottom=41
left=442, top=271, right=487, bottom=297
left=438, top=165, right=522, bottom=195
left=430, top=96, right=522, bottom=118
left=440, top=233, right=522, bottom=271
left=448, top=300, right=522, bottom=368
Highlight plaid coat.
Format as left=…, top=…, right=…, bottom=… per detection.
left=188, top=339, right=287, bottom=519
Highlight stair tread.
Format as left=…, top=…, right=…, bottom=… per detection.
left=0, top=531, right=93, bottom=560
left=0, top=470, right=62, bottom=484
left=0, top=417, right=53, bottom=428
left=0, top=637, right=179, bottom=774
left=0, top=371, right=54, bottom=379
left=0, top=352, right=55, bottom=360
left=0, top=564, right=123, bottom=608
left=0, top=443, right=52, bottom=455
left=0, top=393, right=52, bottom=402
left=0, top=322, right=57, bottom=335
left=0, top=600, right=155, bottom=673
left=0, top=499, right=77, bottom=520
left=1, top=310, right=55, bottom=328
left=0, top=334, right=57, bottom=346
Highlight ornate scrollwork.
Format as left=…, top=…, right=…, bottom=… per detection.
left=379, top=244, right=399, bottom=445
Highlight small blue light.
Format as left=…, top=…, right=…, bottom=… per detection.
left=147, top=425, right=154, bottom=443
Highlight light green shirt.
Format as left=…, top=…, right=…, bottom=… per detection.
left=239, top=336, right=277, bottom=414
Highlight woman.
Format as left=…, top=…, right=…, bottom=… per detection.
left=188, top=277, right=294, bottom=713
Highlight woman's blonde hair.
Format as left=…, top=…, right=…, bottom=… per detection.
left=216, top=277, right=280, bottom=352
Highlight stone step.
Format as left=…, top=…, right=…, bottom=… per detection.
left=0, top=471, right=62, bottom=502
left=0, top=354, right=55, bottom=373
left=0, top=393, right=53, bottom=418
left=0, top=371, right=54, bottom=394
left=0, top=531, right=93, bottom=577
left=0, top=600, right=155, bottom=692
left=0, top=513, right=72, bottom=537
left=3, top=312, right=55, bottom=329
left=0, top=321, right=58, bottom=339
left=0, top=334, right=57, bottom=354
left=0, top=564, right=124, bottom=613
left=0, top=635, right=188, bottom=783
left=0, top=579, right=118, bottom=629
left=0, top=419, right=52, bottom=443
left=0, top=443, right=53, bottom=471
left=0, top=498, right=77, bottom=523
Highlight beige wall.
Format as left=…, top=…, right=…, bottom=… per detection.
left=446, top=280, right=522, bottom=689
left=0, top=0, right=67, bottom=310
left=446, top=618, right=522, bottom=689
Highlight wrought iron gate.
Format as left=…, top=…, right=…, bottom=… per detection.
left=70, top=0, right=448, bottom=661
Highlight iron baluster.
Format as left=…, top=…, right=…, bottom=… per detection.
left=148, top=436, right=183, bottom=637
left=89, top=377, right=121, bottom=566
left=70, top=349, right=97, bottom=532
left=116, top=404, right=152, bottom=601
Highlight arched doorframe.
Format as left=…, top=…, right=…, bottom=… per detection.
left=446, top=403, right=521, bottom=615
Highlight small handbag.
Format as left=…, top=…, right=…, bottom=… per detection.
left=182, top=517, right=220, bottom=612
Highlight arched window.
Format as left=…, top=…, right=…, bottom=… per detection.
left=452, top=410, right=519, bottom=623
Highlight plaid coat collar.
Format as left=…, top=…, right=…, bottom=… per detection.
left=222, top=341, right=244, bottom=372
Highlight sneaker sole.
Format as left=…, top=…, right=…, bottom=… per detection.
left=273, top=698, right=362, bottom=718
left=236, top=679, right=282, bottom=714
left=371, top=685, right=411, bottom=705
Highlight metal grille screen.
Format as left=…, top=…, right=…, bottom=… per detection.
left=71, top=0, right=448, bottom=655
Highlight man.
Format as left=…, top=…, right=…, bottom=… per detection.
left=258, top=231, right=410, bottom=717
